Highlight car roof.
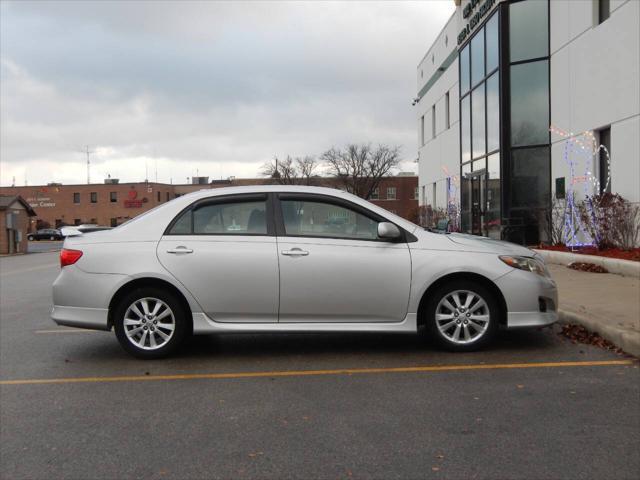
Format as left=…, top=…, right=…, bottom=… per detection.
left=183, top=185, right=354, bottom=200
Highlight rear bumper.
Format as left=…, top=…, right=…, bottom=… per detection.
left=51, top=305, right=110, bottom=331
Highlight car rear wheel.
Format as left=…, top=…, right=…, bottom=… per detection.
left=49, top=235, right=56, bottom=240
left=425, top=281, right=499, bottom=352
left=113, top=287, right=188, bottom=359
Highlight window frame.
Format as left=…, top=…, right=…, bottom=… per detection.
left=274, top=193, right=412, bottom=243
left=73, top=192, right=80, bottom=204
left=163, top=193, right=275, bottom=236
left=387, top=187, right=397, bottom=200
left=90, top=192, right=97, bottom=203
left=110, top=192, right=117, bottom=203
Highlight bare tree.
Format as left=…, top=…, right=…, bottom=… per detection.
left=321, top=144, right=401, bottom=199
left=260, top=155, right=319, bottom=185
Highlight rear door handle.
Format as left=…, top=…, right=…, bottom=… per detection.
left=166, top=246, right=193, bottom=254
left=281, top=248, right=309, bottom=256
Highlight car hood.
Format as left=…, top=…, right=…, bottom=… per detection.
left=445, top=232, right=535, bottom=256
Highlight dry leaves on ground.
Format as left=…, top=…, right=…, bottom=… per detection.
left=559, top=324, right=625, bottom=354
left=567, top=262, right=608, bottom=273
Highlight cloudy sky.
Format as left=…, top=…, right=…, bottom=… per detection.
left=1, top=0, right=453, bottom=186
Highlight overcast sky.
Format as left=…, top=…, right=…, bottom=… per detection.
left=1, top=0, right=454, bottom=186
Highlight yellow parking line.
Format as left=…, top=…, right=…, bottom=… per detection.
left=0, top=360, right=633, bottom=386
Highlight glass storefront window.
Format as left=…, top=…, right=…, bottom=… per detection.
left=486, top=13, right=499, bottom=73
left=509, top=0, right=548, bottom=63
left=460, top=45, right=470, bottom=94
left=510, top=147, right=550, bottom=209
left=486, top=72, right=500, bottom=152
left=510, top=60, right=549, bottom=147
left=461, top=95, right=471, bottom=162
left=472, top=84, right=486, bottom=158
left=471, top=31, right=485, bottom=86
left=472, top=159, right=485, bottom=172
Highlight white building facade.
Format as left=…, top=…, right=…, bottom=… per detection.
left=416, top=0, right=639, bottom=244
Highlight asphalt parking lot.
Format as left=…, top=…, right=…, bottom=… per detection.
left=1, top=252, right=638, bottom=480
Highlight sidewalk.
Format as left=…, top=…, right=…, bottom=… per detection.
left=548, top=264, right=640, bottom=357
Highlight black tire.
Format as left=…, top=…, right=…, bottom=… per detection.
left=27, top=235, right=34, bottom=241
left=113, top=287, right=189, bottom=359
left=425, top=280, right=500, bottom=352
left=50, top=236, right=55, bottom=241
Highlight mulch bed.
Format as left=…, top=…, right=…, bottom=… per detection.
left=535, top=244, right=640, bottom=262
left=567, top=262, right=608, bottom=273
left=559, top=324, right=625, bottom=354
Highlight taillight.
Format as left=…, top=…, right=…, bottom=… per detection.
left=60, top=248, right=83, bottom=267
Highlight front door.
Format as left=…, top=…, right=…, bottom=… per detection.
left=157, top=194, right=279, bottom=323
left=275, top=194, right=411, bottom=323
left=470, top=171, right=486, bottom=236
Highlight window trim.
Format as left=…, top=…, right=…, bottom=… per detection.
left=274, top=193, right=413, bottom=243
left=163, top=193, right=275, bottom=236
left=386, top=187, right=397, bottom=200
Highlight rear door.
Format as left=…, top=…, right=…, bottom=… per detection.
left=275, top=194, right=411, bottom=323
left=157, top=194, right=279, bottom=323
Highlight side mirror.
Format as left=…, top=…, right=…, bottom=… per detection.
left=377, top=222, right=402, bottom=240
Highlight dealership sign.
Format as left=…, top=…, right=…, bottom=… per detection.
left=458, top=0, right=497, bottom=45
left=26, top=197, right=56, bottom=208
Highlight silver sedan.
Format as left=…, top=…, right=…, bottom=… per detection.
left=52, top=185, right=557, bottom=358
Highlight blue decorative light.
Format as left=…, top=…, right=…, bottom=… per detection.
left=550, top=126, right=611, bottom=249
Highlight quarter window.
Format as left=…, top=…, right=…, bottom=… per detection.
left=281, top=200, right=379, bottom=241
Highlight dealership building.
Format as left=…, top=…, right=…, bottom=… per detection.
left=416, top=0, right=639, bottom=244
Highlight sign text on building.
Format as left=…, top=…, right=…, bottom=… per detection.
left=458, top=0, right=496, bottom=46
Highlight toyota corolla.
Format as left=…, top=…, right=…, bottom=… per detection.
left=52, top=185, right=557, bottom=358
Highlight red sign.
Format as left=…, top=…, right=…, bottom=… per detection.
left=124, top=189, right=144, bottom=208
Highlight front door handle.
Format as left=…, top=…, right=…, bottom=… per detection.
left=281, top=248, right=309, bottom=256
left=166, top=246, right=193, bottom=254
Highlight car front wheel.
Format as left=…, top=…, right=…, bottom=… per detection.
left=425, top=281, right=499, bottom=352
left=113, top=287, right=189, bottom=359
left=27, top=235, right=34, bottom=241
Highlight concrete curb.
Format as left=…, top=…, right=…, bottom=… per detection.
left=534, top=249, right=640, bottom=278
left=558, top=309, right=640, bottom=358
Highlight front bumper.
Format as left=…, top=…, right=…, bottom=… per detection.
left=495, top=268, right=559, bottom=329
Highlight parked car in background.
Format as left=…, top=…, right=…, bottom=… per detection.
left=27, top=228, right=63, bottom=241
left=52, top=186, right=558, bottom=359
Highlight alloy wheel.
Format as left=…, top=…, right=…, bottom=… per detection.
left=123, top=297, right=176, bottom=350
left=435, top=290, right=490, bottom=345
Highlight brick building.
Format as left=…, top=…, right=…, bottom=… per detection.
left=0, top=176, right=418, bottom=231
left=0, top=195, right=37, bottom=254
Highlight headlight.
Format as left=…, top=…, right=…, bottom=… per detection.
left=499, top=255, right=550, bottom=277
